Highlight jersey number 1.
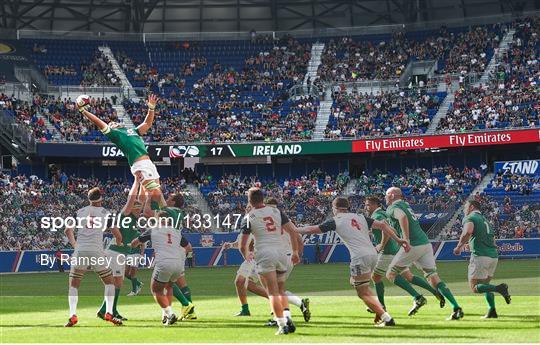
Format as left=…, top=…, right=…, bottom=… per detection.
left=167, top=233, right=173, bottom=244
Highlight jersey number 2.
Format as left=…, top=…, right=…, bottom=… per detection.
left=263, top=217, right=277, bottom=232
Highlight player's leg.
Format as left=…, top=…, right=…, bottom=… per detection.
left=259, top=271, right=288, bottom=335
left=351, top=272, right=394, bottom=326
left=277, top=274, right=295, bottom=333
left=416, top=245, right=462, bottom=320
left=65, top=268, right=84, bottom=327
left=126, top=259, right=143, bottom=296
left=386, top=248, right=427, bottom=316
left=152, top=280, right=177, bottom=325
left=469, top=256, right=509, bottom=318
left=353, top=255, right=394, bottom=326
left=401, top=269, right=445, bottom=308
left=175, top=275, right=196, bottom=320
left=98, top=268, right=123, bottom=325
left=235, top=260, right=259, bottom=316
left=98, top=251, right=126, bottom=320
left=371, top=272, right=386, bottom=310
left=282, top=257, right=310, bottom=322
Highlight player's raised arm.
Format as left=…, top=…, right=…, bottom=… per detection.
left=121, top=179, right=141, bottom=216
left=453, top=221, right=474, bottom=255
left=111, top=226, right=123, bottom=246
left=76, top=96, right=108, bottom=131
left=136, top=94, right=158, bottom=135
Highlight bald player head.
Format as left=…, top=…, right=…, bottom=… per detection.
left=385, top=187, right=403, bottom=206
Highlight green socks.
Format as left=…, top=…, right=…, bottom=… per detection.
left=375, top=281, right=385, bottom=308
left=437, top=282, right=460, bottom=309
left=475, top=283, right=497, bottom=293
left=485, top=292, right=496, bottom=310
left=99, top=288, right=120, bottom=315
left=181, top=286, right=192, bottom=302
left=113, top=288, right=120, bottom=315
left=411, top=276, right=439, bottom=296
left=172, top=284, right=190, bottom=306
left=394, top=275, right=421, bottom=299
left=130, top=277, right=140, bottom=292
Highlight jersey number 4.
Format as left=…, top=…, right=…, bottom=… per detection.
left=351, top=219, right=363, bottom=231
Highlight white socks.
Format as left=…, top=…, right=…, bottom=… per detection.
left=276, top=317, right=287, bottom=327
left=163, top=306, right=173, bottom=317
left=283, top=309, right=292, bottom=319
left=285, top=291, right=302, bottom=307
left=104, top=284, right=115, bottom=314
left=68, top=287, right=78, bottom=317
left=381, top=312, right=392, bottom=322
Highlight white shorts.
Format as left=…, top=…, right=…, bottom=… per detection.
left=237, top=260, right=259, bottom=283
left=131, top=159, right=160, bottom=181
left=349, top=254, right=378, bottom=277
left=283, top=254, right=294, bottom=281
left=152, top=261, right=182, bottom=283
left=255, top=248, right=289, bottom=276
left=178, top=249, right=186, bottom=277
left=70, top=250, right=109, bottom=273
left=468, top=255, right=498, bottom=280
left=127, top=253, right=142, bottom=268
left=374, top=254, right=394, bottom=276
left=389, top=244, right=437, bottom=276
left=106, top=250, right=126, bottom=277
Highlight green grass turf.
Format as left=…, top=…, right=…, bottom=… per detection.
left=1, top=260, right=539, bottom=343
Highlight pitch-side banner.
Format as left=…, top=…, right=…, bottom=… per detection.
left=36, top=129, right=540, bottom=159
left=352, top=128, right=540, bottom=153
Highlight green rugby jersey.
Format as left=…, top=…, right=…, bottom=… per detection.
left=462, top=210, right=498, bottom=258
left=109, top=214, right=140, bottom=254
left=101, top=125, right=148, bottom=165
left=386, top=199, right=429, bottom=246
left=371, top=208, right=400, bottom=255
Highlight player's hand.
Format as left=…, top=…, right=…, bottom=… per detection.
left=291, top=252, right=300, bottom=265
left=400, top=239, right=411, bottom=253
left=147, top=94, right=158, bottom=110
left=246, top=251, right=255, bottom=262
left=375, top=244, right=383, bottom=253
left=453, top=246, right=462, bottom=256
left=222, top=242, right=232, bottom=250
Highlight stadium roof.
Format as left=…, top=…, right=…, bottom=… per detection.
left=0, top=0, right=537, bottom=34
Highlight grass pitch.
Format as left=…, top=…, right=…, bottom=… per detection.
left=1, top=260, right=539, bottom=343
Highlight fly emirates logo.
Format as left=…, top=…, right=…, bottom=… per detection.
left=449, top=132, right=512, bottom=146
left=365, top=138, right=425, bottom=151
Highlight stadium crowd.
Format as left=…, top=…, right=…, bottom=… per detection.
left=318, top=25, right=502, bottom=83
left=0, top=170, right=198, bottom=251
left=199, top=170, right=351, bottom=227
left=438, top=17, right=539, bottom=132
left=324, top=88, right=442, bottom=138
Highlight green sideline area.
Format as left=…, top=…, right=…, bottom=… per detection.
left=1, top=260, right=539, bottom=343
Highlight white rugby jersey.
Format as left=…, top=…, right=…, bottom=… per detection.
left=319, top=213, right=377, bottom=260
left=74, top=205, right=110, bottom=251
left=241, top=205, right=290, bottom=253
left=139, top=226, right=185, bottom=264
